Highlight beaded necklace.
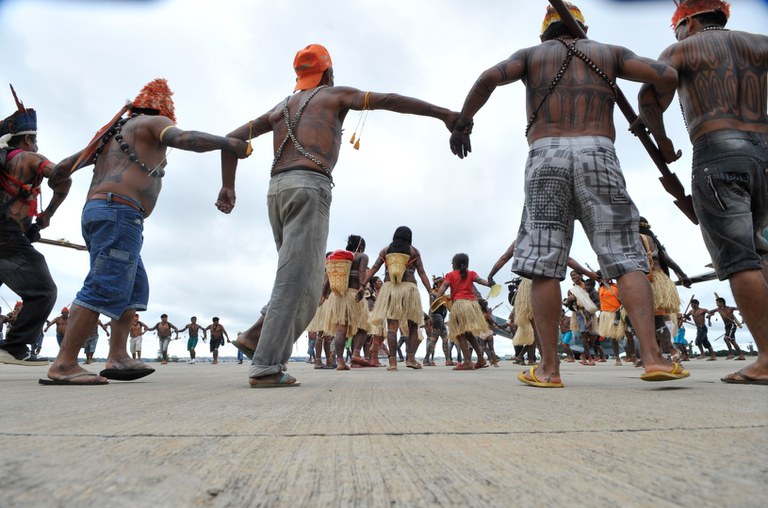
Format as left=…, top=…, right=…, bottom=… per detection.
left=272, top=86, right=333, bottom=184
left=92, top=114, right=166, bottom=178
left=698, top=25, right=728, bottom=34
left=525, top=43, right=575, bottom=137
left=525, top=39, right=618, bottom=137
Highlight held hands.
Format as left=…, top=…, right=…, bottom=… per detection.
left=450, top=129, right=471, bottom=159
left=444, top=111, right=461, bottom=132
left=216, top=187, right=236, bottom=214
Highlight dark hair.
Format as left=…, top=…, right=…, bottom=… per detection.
left=452, top=253, right=469, bottom=279
left=387, top=226, right=412, bottom=255
left=346, top=234, right=365, bottom=252
left=541, top=20, right=586, bottom=42
left=161, top=313, right=168, bottom=318
left=8, top=133, right=33, bottom=148
left=716, top=297, right=725, bottom=305
left=213, top=317, right=219, bottom=322
left=694, top=11, right=728, bottom=28
left=191, top=316, right=196, bottom=320
left=691, top=299, right=699, bottom=305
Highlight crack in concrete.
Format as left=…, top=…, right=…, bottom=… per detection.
left=1, top=424, right=764, bottom=440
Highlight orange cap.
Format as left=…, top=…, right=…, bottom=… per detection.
left=293, top=44, right=332, bottom=92
left=62, top=306, right=69, bottom=313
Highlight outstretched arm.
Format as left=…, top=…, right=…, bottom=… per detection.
left=566, top=258, right=599, bottom=280
left=487, top=242, right=516, bottom=285
left=155, top=123, right=248, bottom=157
left=343, top=89, right=458, bottom=132
left=450, top=50, right=527, bottom=158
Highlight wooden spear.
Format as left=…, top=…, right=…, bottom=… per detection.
left=547, top=0, right=698, bottom=225
left=37, top=238, right=87, bottom=251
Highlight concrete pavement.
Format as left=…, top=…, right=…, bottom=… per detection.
left=1, top=357, right=766, bottom=507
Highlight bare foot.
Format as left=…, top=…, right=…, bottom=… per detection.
left=45, top=363, right=107, bottom=384
left=105, top=356, right=152, bottom=371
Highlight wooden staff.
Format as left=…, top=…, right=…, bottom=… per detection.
left=548, top=0, right=698, bottom=225
left=37, top=238, right=87, bottom=251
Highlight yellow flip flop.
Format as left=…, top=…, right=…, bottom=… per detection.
left=517, top=366, right=564, bottom=388
left=640, top=362, right=690, bottom=382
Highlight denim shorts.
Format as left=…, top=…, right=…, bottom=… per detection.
left=74, top=198, right=149, bottom=320
left=512, top=136, right=648, bottom=280
left=691, top=130, right=768, bottom=280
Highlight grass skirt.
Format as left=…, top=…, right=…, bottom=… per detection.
left=513, top=278, right=533, bottom=324
left=448, top=299, right=488, bottom=342
left=368, top=313, right=385, bottom=336
left=512, top=320, right=535, bottom=346
left=324, top=288, right=369, bottom=337
left=597, top=310, right=625, bottom=339
left=650, top=270, right=681, bottom=314
left=371, top=281, right=423, bottom=325
left=306, top=300, right=330, bottom=334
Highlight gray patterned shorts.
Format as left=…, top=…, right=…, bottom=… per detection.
left=512, top=136, right=648, bottom=280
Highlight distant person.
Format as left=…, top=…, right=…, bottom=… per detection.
left=129, top=314, right=148, bottom=360
left=709, top=297, right=745, bottom=361
left=684, top=300, right=717, bottom=360
left=44, top=307, right=70, bottom=347
left=205, top=317, right=229, bottom=365
left=148, top=313, right=179, bottom=365
left=179, top=316, right=206, bottom=364
left=434, top=253, right=494, bottom=370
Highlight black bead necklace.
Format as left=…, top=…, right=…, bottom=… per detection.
left=92, top=115, right=165, bottom=177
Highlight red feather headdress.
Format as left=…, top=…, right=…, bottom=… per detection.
left=71, top=78, right=175, bottom=172
left=671, top=0, right=730, bottom=29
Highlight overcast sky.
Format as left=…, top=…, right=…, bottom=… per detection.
left=1, top=0, right=766, bottom=360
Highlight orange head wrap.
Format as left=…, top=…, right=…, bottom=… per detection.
left=541, top=2, right=586, bottom=35
left=132, top=78, right=176, bottom=123
left=671, top=0, right=730, bottom=29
